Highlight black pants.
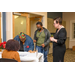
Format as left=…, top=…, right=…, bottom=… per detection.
left=53, top=50, right=66, bottom=62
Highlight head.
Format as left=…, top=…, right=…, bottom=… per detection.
left=19, top=32, right=26, bottom=43
left=5, top=39, right=20, bottom=51
left=53, top=17, right=62, bottom=29
left=36, top=22, right=43, bottom=31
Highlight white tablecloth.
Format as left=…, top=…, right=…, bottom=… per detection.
left=0, top=51, right=44, bottom=62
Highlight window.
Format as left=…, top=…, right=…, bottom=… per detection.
left=70, top=20, right=75, bottom=41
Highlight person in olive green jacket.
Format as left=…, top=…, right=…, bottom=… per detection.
left=33, top=22, right=51, bottom=62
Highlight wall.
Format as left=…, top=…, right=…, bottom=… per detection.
left=6, top=12, right=13, bottom=41
left=63, top=12, right=75, bottom=48
left=47, top=12, right=62, bottom=19
left=29, top=12, right=47, bottom=28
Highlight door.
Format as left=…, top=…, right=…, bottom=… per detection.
left=30, top=16, right=43, bottom=39
left=13, top=12, right=30, bottom=38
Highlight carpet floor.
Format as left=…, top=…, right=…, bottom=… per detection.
left=47, top=49, right=75, bottom=62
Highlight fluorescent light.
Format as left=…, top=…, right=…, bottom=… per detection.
left=14, top=16, right=19, bottom=19
left=13, top=12, right=21, bottom=15
left=21, top=21, right=23, bottom=25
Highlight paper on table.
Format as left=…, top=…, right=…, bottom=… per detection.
left=18, top=52, right=29, bottom=57
left=27, top=52, right=36, bottom=57
left=18, top=52, right=44, bottom=62
left=0, top=52, right=2, bottom=58
left=18, top=51, right=38, bottom=58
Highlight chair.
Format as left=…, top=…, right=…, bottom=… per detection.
left=0, top=58, right=18, bottom=62
left=72, top=46, right=75, bottom=51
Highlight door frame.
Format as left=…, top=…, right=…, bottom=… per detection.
left=30, top=16, right=43, bottom=39
left=30, top=16, right=43, bottom=22
left=13, top=12, right=30, bottom=38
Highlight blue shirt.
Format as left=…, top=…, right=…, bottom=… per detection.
left=14, top=34, right=34, bottom=52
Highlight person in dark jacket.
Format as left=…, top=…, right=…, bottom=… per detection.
left=50, top=17, right=67, bottom=62
left=33, top=22, right=51, bottom=62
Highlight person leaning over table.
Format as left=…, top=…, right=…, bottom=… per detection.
left=33, top=22, right=51, bottom=62
left=50, top=17, right=67, bottom=62
left=2, top=39, right=21, bottom=62
left=14, top=32, right=34, bottom=52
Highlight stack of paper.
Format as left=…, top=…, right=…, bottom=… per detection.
left=18, top=51, right=38, bottom=57
left=0, top=52, right=2, bottom=58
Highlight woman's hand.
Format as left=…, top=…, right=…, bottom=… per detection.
left=50, top=37, right=54, bottom=42
left=28, top=50, right=33, bottom=53
left=50, top=37, right=57, bottom=43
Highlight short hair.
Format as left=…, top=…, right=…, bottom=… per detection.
left=54, top=17, right=62, bottom=25
left=36, top=22, right=43, bottom=26
left=5, top=39, right=20, bottom=51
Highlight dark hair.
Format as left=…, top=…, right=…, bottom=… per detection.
left=5, top=39, right=20, bottom=51
left=36, top=22, right=43, bottom=26
left=54, top=17, right=62, bottom=25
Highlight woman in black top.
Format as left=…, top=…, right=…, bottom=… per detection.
left=50, top=17, right=67, bottom=62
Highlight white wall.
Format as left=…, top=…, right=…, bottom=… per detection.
left=6, top=12, right=13, bottom=41
left=63, top=12, right=75, bottom=48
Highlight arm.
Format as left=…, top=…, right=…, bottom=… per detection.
left=44, top=30, right=51, bottom=46
left=33, top=33, right=36, bottom=43
left=51, top=29, right=67, bottom=45
left=15, top=52, right=21, bottom=62
left=34, top=31, right=36, bottom=40
left=33, top=31, right=37, bottom=43
left=57, top=30, right=67, bottom=45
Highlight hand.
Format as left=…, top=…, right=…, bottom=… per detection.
left=42, top=44, right=45, bottom=47
left=28, top=50, right=32, bottom=53
left=33, top=40, right=36, bottom=43
left=50, top=37, right=54, bottom=42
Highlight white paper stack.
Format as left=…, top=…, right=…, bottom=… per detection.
left=18, top=52, right=29, bottom=57
left=27, top=52, right=36, bottom=57
left=0, top=52, right=2, bottom=58
left=18, top=51, right=38, bottom=57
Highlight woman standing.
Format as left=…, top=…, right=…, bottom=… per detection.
left=50, top=17, right=67, bottom=62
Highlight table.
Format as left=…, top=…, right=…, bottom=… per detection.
left=0, top=51, right=44, bottom=62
